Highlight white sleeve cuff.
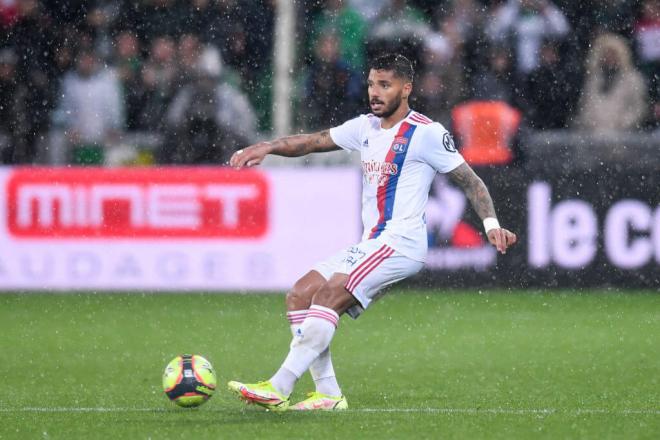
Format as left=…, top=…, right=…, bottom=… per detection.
left=483, top=217, right=500, bottom=233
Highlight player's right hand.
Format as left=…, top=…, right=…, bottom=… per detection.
left=229, top=142, right=272, bottom=169
left=487, top=228, right=517, bottom=255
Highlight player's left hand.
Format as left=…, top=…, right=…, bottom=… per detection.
left=487, top=228, right=517, bottom=254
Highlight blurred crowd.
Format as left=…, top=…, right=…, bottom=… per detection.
left=0, top=0, right=658, bottom=166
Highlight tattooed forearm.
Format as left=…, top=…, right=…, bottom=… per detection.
left=306, top=129, right=338, bottom=153
left=448, top=163, right=497, bottom=220
left=270, top=136, right=309, bottom=157
left=313, top=130, right=331, bottom=148
left=270, top=130, right=338, bottom=157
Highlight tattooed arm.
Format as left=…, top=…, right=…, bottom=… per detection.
left=447, top=163, right=497, bottom=220
left=229, top=130, right=339, bottom=168
left=448, top=162, right=517, bottom=254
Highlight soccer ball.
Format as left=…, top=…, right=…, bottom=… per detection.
left=162, top=354, right=217, bottom=407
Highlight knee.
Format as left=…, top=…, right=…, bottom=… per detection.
left=285, top=287, right=305, bottom=311
left=286, top=278, right=318, bottom=310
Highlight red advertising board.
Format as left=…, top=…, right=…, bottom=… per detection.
left=7, top=167, right=269, bottom=239
left=0, top=167, right=362, bottom=291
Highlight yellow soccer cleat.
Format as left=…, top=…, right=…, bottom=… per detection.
left=227, top=380, right=290, bottom=412
left=290, top=391, right=348, bottom=411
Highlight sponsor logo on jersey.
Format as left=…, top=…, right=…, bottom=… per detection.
left=361, top=160, right=398, bottom=176
left=6, top=168, right=269, bottom=239
left=361, top=160, right=399, bottom=186
left=391, top=136, right=409, bottom=154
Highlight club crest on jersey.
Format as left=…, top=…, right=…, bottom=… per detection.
left=391, top=136, right=409, bottom=154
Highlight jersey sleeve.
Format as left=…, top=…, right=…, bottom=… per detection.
left=329, top=115, right=367, bottom=152
left=418, top=123, right=465, bottom=173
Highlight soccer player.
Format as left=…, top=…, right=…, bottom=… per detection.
left=228, top=54, right=517, bottom=411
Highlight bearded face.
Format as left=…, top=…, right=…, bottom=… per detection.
left=367, top=69, right=410, bottom=119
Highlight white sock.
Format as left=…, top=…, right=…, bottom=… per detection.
left=286, top=310, right=342, bottom=397
left=270, top=366, right=297, bottom=397
left=271, top=305, right=339, bottom=396
left=286, top=310, right=307, bottom=338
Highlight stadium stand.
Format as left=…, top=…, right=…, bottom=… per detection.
left=0, top=0, right=657, bottom=166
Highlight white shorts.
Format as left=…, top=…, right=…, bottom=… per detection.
left=312, top=239, right=424, bottom=318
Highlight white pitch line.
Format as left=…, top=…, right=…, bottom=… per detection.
left=0, top=407, right=168, bottom=413
left=355, top=408, right=660, bottom=416
left=0, top=407, right=658, bottom=415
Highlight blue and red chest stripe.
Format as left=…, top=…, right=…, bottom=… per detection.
left=369, top=121, right=417, bottom=239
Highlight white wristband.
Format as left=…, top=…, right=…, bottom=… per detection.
left=483, top=217, right=500, bottom=233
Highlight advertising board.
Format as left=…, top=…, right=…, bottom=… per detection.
left=422, top=167, right=659, bottom=288
left=0, top=167, right=362, bottom=291
left=0, top=165, right=656, bottom=290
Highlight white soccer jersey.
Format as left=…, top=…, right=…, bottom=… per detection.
left=330, top=111, right=465, bottom=262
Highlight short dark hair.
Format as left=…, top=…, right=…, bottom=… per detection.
left=368, top=54, right=414, bottom=82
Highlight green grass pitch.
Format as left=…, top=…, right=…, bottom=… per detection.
left=0, top=290, right=658, bottom=439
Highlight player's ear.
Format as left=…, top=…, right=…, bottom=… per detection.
left=402, top=82, right=413, bottom=100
